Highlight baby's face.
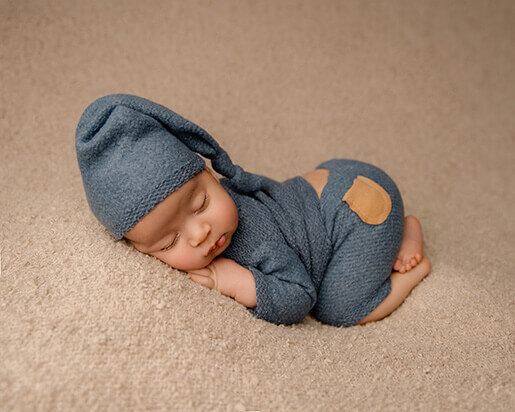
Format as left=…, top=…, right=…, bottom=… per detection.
left=124, top=167, right=238, bottom=271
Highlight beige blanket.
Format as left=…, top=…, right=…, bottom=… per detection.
left=1, top=0, right=513, bottom=410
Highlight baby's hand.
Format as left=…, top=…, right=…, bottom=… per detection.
left=187, top=257, right=235, bottom=297
left=187, top=263, right=218, bottom=291
left=187, top=257, right=257, bottom=307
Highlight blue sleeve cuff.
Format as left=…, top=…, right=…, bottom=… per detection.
left=245, top=266, right=272, bottom=321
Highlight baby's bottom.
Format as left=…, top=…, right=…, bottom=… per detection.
left=309, top=159, right=405, bottom=327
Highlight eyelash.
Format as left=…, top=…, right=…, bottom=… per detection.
left=161, top=193, right=209, bottom=251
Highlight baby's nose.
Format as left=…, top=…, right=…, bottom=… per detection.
left=189, top=222, right=211, bottom=247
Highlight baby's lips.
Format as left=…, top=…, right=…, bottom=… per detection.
left=217, top=234, right=226, bottom=248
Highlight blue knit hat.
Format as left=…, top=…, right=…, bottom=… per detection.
left=75, top=93, right=260, bottom=239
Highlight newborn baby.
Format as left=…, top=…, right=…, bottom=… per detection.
left=76, top=94, right=431, bottom=327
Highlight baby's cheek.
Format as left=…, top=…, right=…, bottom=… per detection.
left=161, top=250, right=209, bottom=272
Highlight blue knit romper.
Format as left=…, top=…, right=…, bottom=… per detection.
left=219, top=158, right=405, bottom=327
left=74, top=94, right=404, bottom=327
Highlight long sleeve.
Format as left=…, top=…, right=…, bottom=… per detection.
left=243, top=240, right=317, bottom=325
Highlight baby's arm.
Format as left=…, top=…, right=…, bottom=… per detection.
left=190, top=241, right=317, bottom=326
left=188, top=257, right=257, bottom=308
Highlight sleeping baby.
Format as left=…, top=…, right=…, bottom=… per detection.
left=75, top=94, right=431, bottom=327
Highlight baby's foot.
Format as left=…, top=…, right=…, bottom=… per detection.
left=393, top=215, right=424, bottom=274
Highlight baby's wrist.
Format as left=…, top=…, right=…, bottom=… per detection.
left=215, top=268, right=238, bottom=298
left=210, top=258, right=256, bottom=307
left=230, top=266, right=257, bottom=308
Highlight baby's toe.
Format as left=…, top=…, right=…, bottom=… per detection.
left=415, top=253, right=422, bottom=263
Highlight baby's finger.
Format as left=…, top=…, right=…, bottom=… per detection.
left=188, top=273, right=215, bottom=289
left=187, top=267, right=210, bottom=277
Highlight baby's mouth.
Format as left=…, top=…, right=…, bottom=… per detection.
left=208, top=233, right=227, bottom=255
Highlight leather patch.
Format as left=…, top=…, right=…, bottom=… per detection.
left=342, top=175, right=391, bottom=225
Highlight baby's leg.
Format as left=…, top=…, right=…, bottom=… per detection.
left=393, top=215, right=424, bottom=273
left=356, top=257, right=431, bottom=325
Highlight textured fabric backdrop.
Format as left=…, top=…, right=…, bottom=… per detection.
left=1, top=0, right=513, bottom=410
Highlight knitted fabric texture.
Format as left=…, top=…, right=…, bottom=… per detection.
left=219, top=172, right=332, bottom=325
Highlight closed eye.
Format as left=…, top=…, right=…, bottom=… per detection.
left=160, top=193, right=209, bottom=251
